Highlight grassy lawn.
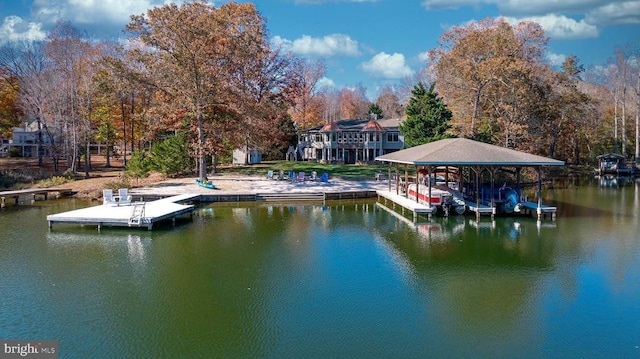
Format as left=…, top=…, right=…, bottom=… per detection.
left=217, top=161, right=394, bottom=180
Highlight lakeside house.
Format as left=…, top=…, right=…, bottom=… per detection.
left=1, top=121, right=51, bottom=158
left=297, top=116, right=405, bottom=164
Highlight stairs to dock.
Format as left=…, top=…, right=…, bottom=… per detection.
left=255, top=192, right=325, bottom=202
left=129, top=202, right=146, bottom=226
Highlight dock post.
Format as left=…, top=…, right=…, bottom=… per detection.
left=1, top=196, right=4, bottom=208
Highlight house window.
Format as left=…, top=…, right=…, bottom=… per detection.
left=368, top=133, right=374, bottom=141
left=315, top=134, right=323, bottom=142
left=387, top=132, right=399, bottom=142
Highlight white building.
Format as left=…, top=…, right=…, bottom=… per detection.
left=2, top=121, right=51, bottom=158
left=297, top=117, right=405, bottom=164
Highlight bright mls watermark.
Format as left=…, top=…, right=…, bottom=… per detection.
left=0, top=341, right=57, bottom=358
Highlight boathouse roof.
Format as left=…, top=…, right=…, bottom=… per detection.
left=596, top=153, right=625, bottom=160
left=376, top=138, right=564, bottom=166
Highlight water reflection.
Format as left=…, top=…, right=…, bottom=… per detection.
left=3, top=184, right=640, bottom=357
left=47, top=231, right=150, bottom=266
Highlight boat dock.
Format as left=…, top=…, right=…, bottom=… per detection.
left=464, top=199, right=496, bottom=218
left=1, top=188, right=73, bottom=208
left=520, top=201, right=557, bottom=220
left=47, top=194, right=199, bottom=230
left=376, top=190, right=435, bottom=220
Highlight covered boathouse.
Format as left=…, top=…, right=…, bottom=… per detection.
left=374, top=138, right=565, bottom=220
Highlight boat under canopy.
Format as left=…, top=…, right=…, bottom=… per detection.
left=375, top=138, right=565, bottom=220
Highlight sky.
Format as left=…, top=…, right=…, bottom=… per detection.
left=1, top=0, right=639, bottom=100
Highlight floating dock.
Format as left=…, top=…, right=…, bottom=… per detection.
left=47, top=194, right=199, bottom=230
left=376, top=190, right=435, bottom=220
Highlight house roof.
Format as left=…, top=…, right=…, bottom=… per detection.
left=362, top=119, right=386, bottom=132
left=320, top=122, right=340, bottom=132
left=303, top=118, right=401, bottom=132
left=375, top=138, right=564, bottom=166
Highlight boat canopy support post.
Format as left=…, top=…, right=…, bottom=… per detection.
left=537, top=167, right=543, bottom=220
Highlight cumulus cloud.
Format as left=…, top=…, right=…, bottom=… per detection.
left=502, top=14, right=599, bottom=39
left=546, top=51, right=567, bottom=67
left=585, top=1, right=640, bottom=26
left=0, top=16, right=47, bottom=44
left=418, top=51, right=430, bottom=62
left=360, top=52, right=413, bottom=79
left=317, top=77, right=336, bottom=89
left=422, top=0, right=640, bottom=29
left=272, top=34, right=361, bottom=57
left=31, top=0, right=169, bottom=26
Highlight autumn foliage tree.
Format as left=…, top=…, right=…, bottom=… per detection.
left=429, top=18, right=548, bottom=139
left=126, top=1, right=274, bottom=180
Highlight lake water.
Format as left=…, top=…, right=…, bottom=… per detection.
left=1, top=177, right=639, bottom=358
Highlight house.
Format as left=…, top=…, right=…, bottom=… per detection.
left=5, top=121, right=51, bottom=158
left=297, top=116, right=405, bottom=164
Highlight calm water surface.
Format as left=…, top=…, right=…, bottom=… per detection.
left=1, top=177, right=639, bottom=358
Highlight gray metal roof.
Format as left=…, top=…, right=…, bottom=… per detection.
left=375, top=138, right=564, bottom=166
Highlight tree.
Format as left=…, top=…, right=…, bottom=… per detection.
left=126, top=1, right=268, bottom=180
left=368, top=103, right=383, bottom=119
left=94, top=107, right=118, bottom=167
left=429, top=18, right=548, bottom=137
left=339, top=84, right=369, bottom=119
left=0, top=69, right=22, bottom=137
left=376, top=86, right=404, bottom=119
left=289, top=59, right=325, bottom=130
left=399, top=82, right=454, bottom=147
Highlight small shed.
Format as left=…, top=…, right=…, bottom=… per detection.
left=233, top=147, right=261, bottom=165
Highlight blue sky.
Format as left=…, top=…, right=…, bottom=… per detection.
left=1, top=0, right=639, bottom=99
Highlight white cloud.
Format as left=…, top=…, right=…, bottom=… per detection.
left=546, top=51, right=567, bottom=67
left=585, top=1, right=640, bottom=26
left=31, top=0, right=170, bottom=26
left=418, top=51, right=430, bottom=62
left=317, top=77, right=336, bottom=89
left=0, top=16, right=47, bottom=44
left=502, top=14, right=599, bottom=39
left=272, top=34, right=361, bottom=57
left=360, top=52, right=413, bottom=79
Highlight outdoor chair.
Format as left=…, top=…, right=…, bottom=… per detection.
left=319, top=173, right=329, bottom=182
left=118, top=188, right=132, bottom=205
left=309, top=171, right=317, bottom=181
left=277, top=170, right=285, bottom=180
left=266, top=170, right=274, bottom=180
left=297, top=172, right=306, bottom=182
left=288, top=170, right=296, bottom=182
left=103, top=189, right=117, bottom=206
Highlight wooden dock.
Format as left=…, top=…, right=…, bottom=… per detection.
left=376, top=190, right=435, bottom=220
left=1, top=188, right=73, bottom=208
left=47, top=194, right=200, bottom=230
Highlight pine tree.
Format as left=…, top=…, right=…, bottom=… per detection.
left=399, top=82, right=454, bottom=147
left=368, top=103, right=383, bottom=119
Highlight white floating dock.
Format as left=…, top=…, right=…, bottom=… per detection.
left=47, top=194, right=200, bottom=230
left=376, top=190, right=435, bottom=221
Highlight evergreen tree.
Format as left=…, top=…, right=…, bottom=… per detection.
left=399, top=82, right=454, bottom=147
left=368, top=103, right=383, bottom=119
